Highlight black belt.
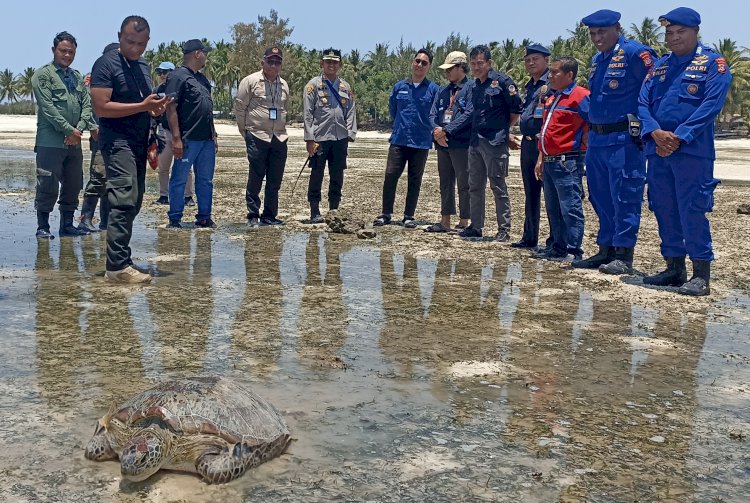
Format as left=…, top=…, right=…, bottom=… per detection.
left=543, top=151, right=584, bottom=162
left=591, top=122, right=628, bottom=134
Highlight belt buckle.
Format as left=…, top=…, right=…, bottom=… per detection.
left=560, top=154, right=566, bottom=161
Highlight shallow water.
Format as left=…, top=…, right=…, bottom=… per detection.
left=1, top=146, right=750, bottom=502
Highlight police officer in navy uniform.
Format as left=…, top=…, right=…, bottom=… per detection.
left=638, top=8, right=731, bottom=296
left=302, top=48, right=357, bottom=224
left=574, top=10, right=657, bottom=274
left=512, top=44, right=552, bottom=249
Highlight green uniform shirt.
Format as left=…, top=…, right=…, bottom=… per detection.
left=31, top=62, right=96, bottom=148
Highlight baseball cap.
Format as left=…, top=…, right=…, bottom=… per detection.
left=183, top=39, right=212, bottom=54
left=264, top=47, right=283, bottom=60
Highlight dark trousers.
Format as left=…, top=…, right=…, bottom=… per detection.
left=245, top=133, right=288, bottom=219
left=101, top=140, right=147, bottom=271
left=83, top=140, right=106, bottom=199
left=542, top=157, right=585, bottom=256
left=520, top=138, right=543, bottom=245
left=382, top=144, right=429, bottom=217
left=34, top=145, right=84, bottom=214
left=646, top=153, right=718, bottom=261
left=307, top=139, right=348, bottom=210
left=436, top=147, right=470, bottom=218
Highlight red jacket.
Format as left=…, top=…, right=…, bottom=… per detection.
left=538, top=83, right=590, bottom=156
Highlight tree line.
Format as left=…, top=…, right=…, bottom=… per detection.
left=2, top=10, right=749, bottom=130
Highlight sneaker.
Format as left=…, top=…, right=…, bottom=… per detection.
left=494, top=231, right=511, bottom=243
left=533, top=247, right=564, bottom=259
left=105, top=265, right=152, bottom=284
left=184, top=196, right=196, bottom=206
left=155, top=196, right=169, bottom=205
left=260, top=216, right=284, bottom=226
left=247, top=216, right=260, bottom=227
left=167, top=220, right=182, bottom=228
left=302, top=214, right=325, bottom=224
left=36, top=228, right=55, bottom=240
left=373, top=214, right=392, bottom=226
left=195, top=218, right=216, bottom=228
left=510, top=240, right=536, bottom=249
left=458, top=226, right=483, bottom=240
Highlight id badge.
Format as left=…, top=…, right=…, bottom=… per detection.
left=269, top=108, right=278, bottom=120
left=533, top=106, right=543, bottom=119
left=443, top=110, right=453, bottom=124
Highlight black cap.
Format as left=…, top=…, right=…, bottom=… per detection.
left=525, top=44, right=550, bottom=57
left=102, top=42, right=120, bottom=55
left=182, top=39, right=212, bottom=54
left=321, top=48, right=342, bottom=61
left=264, top=47, right=283, bottom=60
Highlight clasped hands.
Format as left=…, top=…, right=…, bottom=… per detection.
left=652, top=129, right=681, bottom=157
left=433, top=127, right=448, bottom=148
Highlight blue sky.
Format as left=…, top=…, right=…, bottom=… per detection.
left=4, top=1, right=748, bottom=74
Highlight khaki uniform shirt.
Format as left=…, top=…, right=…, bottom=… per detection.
left=303, top=75, right=357, bottom=142
left=31, top=62, right=95, bottom=148
left=234, top=70, right=289, bottom=142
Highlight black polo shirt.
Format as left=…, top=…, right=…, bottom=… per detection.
left=90, top=50, right=153, bottom=146
left=164, top=66, right=214, bottom=141
left=470, top=69, right=522, bottom=146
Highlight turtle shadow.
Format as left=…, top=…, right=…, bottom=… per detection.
left=117, top=469, right=199, bottom=492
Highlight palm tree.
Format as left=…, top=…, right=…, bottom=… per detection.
left=628, top=17, right=665, bottom=54
left=16, top=67, right=36, bottom=111
left=712, top=39, right=750, bottom=129
left=0, top=69, right=19, bottom=103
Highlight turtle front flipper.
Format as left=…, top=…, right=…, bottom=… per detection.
left=196, top=443, right=260, bottom=484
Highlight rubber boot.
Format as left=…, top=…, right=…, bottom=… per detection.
left=98, top=197, right=109, bottom=230
left=599, top=247, right=634, bottom=275
left=643, top=256, right=687, bottom=287
left=572, top=245, right=614, bottom=269
left=79, top=195, right=100, bottom=232
left=35, top=211, right=54, bottom=239
left=678, top=260, right=711, bottom=296
left=60, top=210, right=89, bottom=237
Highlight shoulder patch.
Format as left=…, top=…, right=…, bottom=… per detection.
left=507, top=84, right=517, bottom=95
left=638, top=50, right=653, bottom=68
left=716, top=57, right=727, bottom=74
left=491, top=80, right=499, bottom=88
left=306, top=84, right=314, bottom=94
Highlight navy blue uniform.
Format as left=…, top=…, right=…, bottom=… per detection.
left=638, top=43, right=732, bottom=260
left=586, top=36, right=656, bottom=248
left=518, top=70, right=550, bottom=246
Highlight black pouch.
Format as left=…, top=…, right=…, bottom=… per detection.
left=627, top=113, right=643, bottom=149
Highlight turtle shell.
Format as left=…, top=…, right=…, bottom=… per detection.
left=111, top=376, right=288, bottom=446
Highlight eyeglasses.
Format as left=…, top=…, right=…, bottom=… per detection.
left=413, top=58, right=430, bottom=67
left=264, top=59, right=282, bottom=66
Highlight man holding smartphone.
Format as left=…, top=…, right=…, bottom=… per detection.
left=90, top=16, right=169, bottom=283
left=164, top=39, right=218, bottom=229
left=234, top=47, right=289, bottom=227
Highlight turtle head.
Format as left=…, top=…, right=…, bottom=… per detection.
left=119, top=425, right=170, bottom=482
left=84, top=418, right=118, bottom=461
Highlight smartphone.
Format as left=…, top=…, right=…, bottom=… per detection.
left=156, top=92, right=177, bottom=99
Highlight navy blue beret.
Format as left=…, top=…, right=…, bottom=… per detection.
left=659, top=7, right=701, bottom=27
left=526, top=44, right=551, bottom=56
left=581, top=9, right=621, bottom=27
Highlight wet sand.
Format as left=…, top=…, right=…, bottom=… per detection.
left=0, top=116, right=749, bottom=502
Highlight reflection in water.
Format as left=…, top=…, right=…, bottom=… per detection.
left=6, top=219, right=743, bottom=501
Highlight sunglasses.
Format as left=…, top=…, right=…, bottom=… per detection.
left=156, top=70, right=172, bottom=75
left=413, top=58, right=430, bottom=67
left=264, top=59, right=282, bottom=66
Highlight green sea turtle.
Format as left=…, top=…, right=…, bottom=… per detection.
left=85, top=376, right=290, bottom=484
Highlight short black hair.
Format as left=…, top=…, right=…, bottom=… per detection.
left=553, top=56, right=579, bottom=80
left=415, top=48, right=433, bottom=64
left=120, top=15, right=150, bottom=34
left=469, top=45, right=492, bottom=62
left=53, top=31, right=77, bottom=48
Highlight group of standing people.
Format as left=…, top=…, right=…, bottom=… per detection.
left=30, top=7, right=730, bottom=295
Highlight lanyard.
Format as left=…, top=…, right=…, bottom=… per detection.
left=119, top=52, right=148, bottom=99
left=324, top=79, right=344, bottom=108
left=267, top=77, right=279, bottom=109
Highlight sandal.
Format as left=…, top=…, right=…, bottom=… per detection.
left=402, top=216, right=418, bottom=228
left=425, top=223, right=450, bottom=233
left=373, top=214, right=391, bottom=226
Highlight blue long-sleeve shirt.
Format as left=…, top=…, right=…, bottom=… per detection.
left=638, top=43, right=732, bottom=159
left=389, top=78, right=440, bottom=149
left=588, top=36, right=656, bottom=147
